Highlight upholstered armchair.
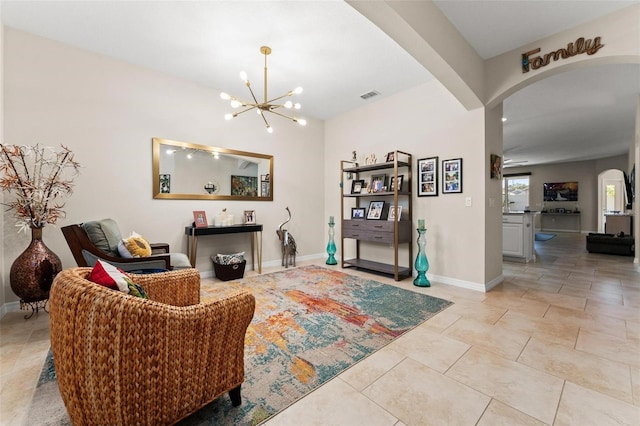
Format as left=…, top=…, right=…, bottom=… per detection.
left=49, top=267, right=256, bottom=425
left=61, top=218, right=192, bottom=272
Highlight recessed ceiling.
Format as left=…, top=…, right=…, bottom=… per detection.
left=1, top=0, right=638, bottom=167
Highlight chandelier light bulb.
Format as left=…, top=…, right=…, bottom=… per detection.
left=220, top=92, right=231, bottom=100
left=224, top=113, right=234, bottom=120
left=294, top=87, right=303, bottom=94
left=239, top=71, right=248, bottom=82
left=294, top=103, right=301, bottom=110
left=230, top=99, right=242, bottom=108
left=297, top=119, right=307, bottom=126
left=284, top=101, right=293, bottom=109
left=267, top=126, right=273, bottom=134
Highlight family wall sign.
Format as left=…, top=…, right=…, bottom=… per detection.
left=521, top=36, right=604, bottom=73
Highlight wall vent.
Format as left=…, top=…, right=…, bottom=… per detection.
left=360, top=90, right=380, bottom=100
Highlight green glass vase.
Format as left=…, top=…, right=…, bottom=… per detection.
left=326, top=219, right=337, bottom=265
left=413, top=228, right=430, bottom=287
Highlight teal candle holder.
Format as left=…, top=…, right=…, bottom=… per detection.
left=413, top=228, right=430, bottom=287
left=326, top=218, right=337, bottom=265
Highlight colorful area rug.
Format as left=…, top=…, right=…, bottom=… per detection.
left=535, top=232, right=557, bottom=241
left=28, top=265, right=452, bottom=425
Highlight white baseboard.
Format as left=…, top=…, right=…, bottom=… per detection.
left=0, top=300, right=22, bottom=319
left=425, top=272, right=499, bottom=293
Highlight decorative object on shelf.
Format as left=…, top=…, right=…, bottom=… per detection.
left=442, top=158, right=463, bottom=194
left=193, top=210, right=208, bottom=227
left=326, top=216, right=337, bottom=265
left=350, top=179, right=364, bottom=194
left=364, top=153, right=377, bottom=165
left=244, top=210, right=256, bottom=224
left=490, top=154, right=502, bottom=179
left=220, top=46, right=306, bottom=133
left=418, top=156, right=438, bottom=197
left=351, top=207, right=366, bottom=219
left=0, top=144, right=80, bottom=318
left=351, top=151, right=358, bottom=164
left=159, top=174, right=171, bottom=193
left=366, top=201, right=386, bottom=220
left=276, top=207, right=297, bottom=268
left=204, top=180, right=219, bottom=194
left=413, top=220, right=430, bottom=287
left=386, top=152, right=395, bottom=162
left=214, top=208, right=234, bottom=227
left=388, top=206, right=402, bottom=221
left=390, top=175, right=404, bottom=192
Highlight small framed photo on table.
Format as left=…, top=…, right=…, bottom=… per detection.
left=350, top=179, right=365, bottom=194
left=351, top=207, right=366, bottom=219
left=442, top=158, right=463, bottom=194
left=244, top=210, right=256, bottom=224
left=193, top=210, right=208, bottom=228
left=367, top=201, right=385, bottom=220
left=387, top=205, right=402, bottom=221
left=418, top=157, right=438, bottom=197
left=390, top=175, right=404, bottom=192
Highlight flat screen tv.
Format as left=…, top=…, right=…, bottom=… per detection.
left=543, top=181, right=578, bottom=202
left=624, top=166, right=635, bottom=208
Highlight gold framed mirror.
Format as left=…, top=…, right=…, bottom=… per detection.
left=152, top=138, right=273, bottom=201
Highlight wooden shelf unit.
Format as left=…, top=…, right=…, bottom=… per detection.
left=340, top=150, right=413, bottom=281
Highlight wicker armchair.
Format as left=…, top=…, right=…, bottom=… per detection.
left=49, top=267, right=255, bottom=426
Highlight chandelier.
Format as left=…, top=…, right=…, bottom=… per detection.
left=220, top=46, right=306, bottom=133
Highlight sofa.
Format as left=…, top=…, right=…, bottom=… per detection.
left=49, top=267, right=255, bottom=425
left=585, top=233, right=635, bottom=256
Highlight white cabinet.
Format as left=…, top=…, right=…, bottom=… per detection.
left=503, top=213, right=535, bottom=262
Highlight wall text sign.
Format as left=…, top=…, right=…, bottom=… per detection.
left=522, top=36, right=604, bottom=73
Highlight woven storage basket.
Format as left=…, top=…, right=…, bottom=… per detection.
left=212, top=258, right=246, bottom=281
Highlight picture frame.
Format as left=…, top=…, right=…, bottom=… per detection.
left=193, top=210, right=208, bottom=228
left=490, top=154, right=502, bottom=180
left=386, top=152, right=395, bottom=162
left=370, top=174, right=387, bottom=193
left=387, top=205, right=402, bottom=221
left=350, top=179, right=365, bottom=194
left=159, top=174, right=171, bottom=193
left=417, top=157, right=438, bottom=197
left=351, top=207, right=366, bottom=219
left=389, top=175, right=404, bottom=192
left=442, top=158, right=463, bottom=194
left=366, top=201, right=385, bottom=220
left=231, top=175, right=258, bottom=196
left=244, top=210, right=256, bottom=224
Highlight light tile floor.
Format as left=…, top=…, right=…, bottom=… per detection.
left=1, top=232, right=639, bottom=425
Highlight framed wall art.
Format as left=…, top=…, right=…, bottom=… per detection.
left=366, top=201, right=385, bottom=220
left=417, top=157, right=438, bottom=196
left=159, top=174, right=171, bottom=193
left=543, top=181, right=578, bottom=202
left=231, top=175, right=258, bottom=196
left=490, top=154, right=502, bottom=179
left=442, top=158, right=463, bottom=194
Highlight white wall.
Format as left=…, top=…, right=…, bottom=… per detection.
left=325, top=80, right=490, bottom=290
left=2, top=28, right=325, bottom=303
left=0, top=22, right=5, bottom=310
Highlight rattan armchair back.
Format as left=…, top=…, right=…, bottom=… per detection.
left=49, top=267, right=255, bottom=425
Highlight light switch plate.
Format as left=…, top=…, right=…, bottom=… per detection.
left=465, top=197, right=472, bottom=207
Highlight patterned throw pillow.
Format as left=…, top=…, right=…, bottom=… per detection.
left=215, top=252, right=245, bottom=265
left=120, top=232, right=152, bottom=258
left=87, top=260, right=148, bottom=299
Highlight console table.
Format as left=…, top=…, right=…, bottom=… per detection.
left=184, top=224, right=263, bottom=273
left=540, top=213, right=581, bottom=233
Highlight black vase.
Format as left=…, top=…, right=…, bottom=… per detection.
left=10, top=227, right=62, bottom=305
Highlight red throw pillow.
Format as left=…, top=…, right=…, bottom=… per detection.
left=87, top=260, right=130, bottom=292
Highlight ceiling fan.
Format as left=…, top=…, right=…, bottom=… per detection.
left=503, top=158, right=528, bottom=168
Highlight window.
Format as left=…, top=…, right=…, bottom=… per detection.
left=503, top=175, right=530, bottom=211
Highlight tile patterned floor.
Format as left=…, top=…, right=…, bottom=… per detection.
left=1, top=232, right=639, bottom=425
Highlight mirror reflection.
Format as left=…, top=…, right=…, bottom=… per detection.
left=152, top=138, right=273, bottom=201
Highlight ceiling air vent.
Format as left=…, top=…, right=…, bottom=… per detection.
left=360, top=90, right=380, bottom=100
